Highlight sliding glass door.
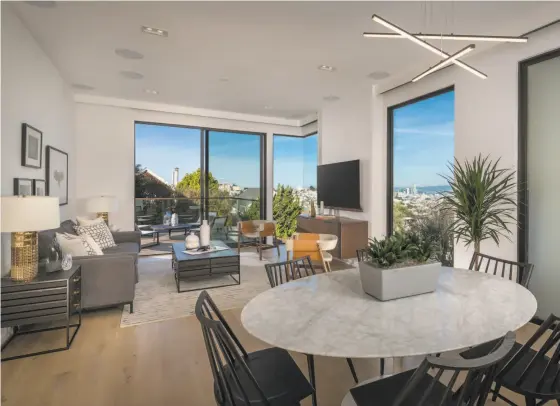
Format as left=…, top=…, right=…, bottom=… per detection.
left=135, top=123, right=202, bottom=228
left=207, top=130, right=265, bottom=223
left=134, top=123, right=266, bottom=248
left=387, top=87, right=454, bottom=265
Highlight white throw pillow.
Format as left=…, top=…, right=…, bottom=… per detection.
left=80, top=233, right=104, bottom=255
left=56, top=233, right=98, bottom=257
left=76, top=215, right=105, bottom=226
left=74, top=221, right=116, bottom=249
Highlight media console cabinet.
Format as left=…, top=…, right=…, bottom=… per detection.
left=296, top=215, right=369, bottom=260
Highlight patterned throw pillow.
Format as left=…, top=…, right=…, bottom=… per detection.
left=56, top=233, right=101, bottom=257
left=74, top=221, right=116, bottom=249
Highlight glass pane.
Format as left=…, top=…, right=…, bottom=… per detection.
left=134, top=123, right=202, bottom=241
left=207, top=131, right=262, bottom=232
left=273, top=134, right=318, bottom=232
left=391, top=90, right=454, bottom=265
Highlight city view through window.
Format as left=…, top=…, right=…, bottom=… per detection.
left=134, top=124, right=318, bottom=239
left=391, top=89, right=454, bottom=265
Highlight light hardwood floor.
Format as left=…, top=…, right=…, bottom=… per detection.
left=0, top=307, right=550, bottom=406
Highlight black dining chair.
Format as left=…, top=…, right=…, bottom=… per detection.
left=348, top=331, right=516, bottom=406
left=490, top=313, right=560, bottom=406
left=355, top=250, right=386, bottom=377
left=469, top=252, right=535, bottom=288
left=195, top=290, right=314, bottom=406
left=356, top=248, right=369, bottom=262
left=264, top=256, right=359, bottom=406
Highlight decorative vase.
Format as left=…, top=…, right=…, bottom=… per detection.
left=319, top=201, right=324, bottom=216
left=44, top=238, right=62, bottom=273
left=310, top=201, right=316, bottom=218
left=185, top=232, right=200, bottom=249
left=61, top=253, right=73, bottom=271
left=199, top=220, right=210, bottom=247
left=171, top=213, right=178, bottom=226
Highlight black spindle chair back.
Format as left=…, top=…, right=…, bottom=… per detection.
left=497, top=314, right=560, bottom=401
left=469, top=252, right=534, bottom=288
left=356, top=248, right=369, bottom=262
left=393, top=332, right=516, bottom=406
left=195, top=291, right=270, bottom=406
left=264, top=256, right=315, bottom=288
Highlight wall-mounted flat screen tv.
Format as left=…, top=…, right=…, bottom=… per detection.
left=317, top=159, right=361, bottom=211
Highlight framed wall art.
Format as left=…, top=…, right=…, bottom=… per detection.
left=46, top=146, right=68, bottom=205
left=22, top=123, right=43, bottom=168
left=34, top=179, right=46, bottom=196
left=14, top=178, right=34, bottom=196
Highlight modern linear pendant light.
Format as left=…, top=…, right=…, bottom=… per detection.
left=365, top=9, right=527, bottom=82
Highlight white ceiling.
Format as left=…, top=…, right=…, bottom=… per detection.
left=9, top=1, right=560, bottom=119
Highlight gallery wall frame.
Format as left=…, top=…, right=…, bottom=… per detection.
left=46, top=146, right=69, bottom=205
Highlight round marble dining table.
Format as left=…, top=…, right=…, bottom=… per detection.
left=241, top=267, right=537, bottom=359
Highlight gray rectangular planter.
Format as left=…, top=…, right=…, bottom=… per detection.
left=359, top=261, right=442, bottom=301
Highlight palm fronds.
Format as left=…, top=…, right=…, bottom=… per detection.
left=438, top=155, right=517, bottom=252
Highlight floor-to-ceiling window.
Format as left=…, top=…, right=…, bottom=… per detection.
left=388, top=87, right=454, bottom=265
left=207, top=130, right=264, bottom=221
left=272, top=133, right=318, bottom=228
left=134, top=123, right=265, bottom=249
left=135, top=123, right=202, bottom=229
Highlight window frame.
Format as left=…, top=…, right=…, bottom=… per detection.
left=386, top=85, right=455, bottom=235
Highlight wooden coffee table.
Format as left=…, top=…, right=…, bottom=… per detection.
left=171, top=241, right=240, bottom=293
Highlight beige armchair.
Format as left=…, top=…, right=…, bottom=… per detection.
left=237, top=220, right=280, bottom=260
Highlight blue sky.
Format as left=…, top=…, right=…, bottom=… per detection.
left=135, top=124, right=317, bottom=188
left=393, top=90, right=454, bottom=188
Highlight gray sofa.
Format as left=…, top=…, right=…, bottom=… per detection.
left=38, top=220, right=141, bottom=312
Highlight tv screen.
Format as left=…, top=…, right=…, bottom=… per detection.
left=317, top=160, right=361, bottom=211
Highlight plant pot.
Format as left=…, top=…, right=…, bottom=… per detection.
left=359, top=261, right=442, bottom=301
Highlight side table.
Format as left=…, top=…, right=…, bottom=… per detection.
left=1, top=264, right=82, bottom=361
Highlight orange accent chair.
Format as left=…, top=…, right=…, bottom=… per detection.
left=237, top=220, right=280, bottom=260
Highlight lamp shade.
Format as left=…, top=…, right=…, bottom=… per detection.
left=1, top=196, right=60, bottom=232
left=86, top=195, right=118, bottom=213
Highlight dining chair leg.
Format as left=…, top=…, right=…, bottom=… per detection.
left=525, top=397, right=536, bottom=406
left=380, top=358, right=385, bottom=376
left=346, top=358, right=359, bottom=383
left=306, top=354, right=317, bottom=406
left=491, top=384, right=502, bottom=401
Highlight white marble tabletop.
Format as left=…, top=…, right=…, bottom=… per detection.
left=241, top=267, right=537, bottom=358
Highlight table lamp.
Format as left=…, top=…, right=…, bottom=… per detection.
left=1, top=196, right=60, bottom=281
left=86, top=195, right=118, bottom=224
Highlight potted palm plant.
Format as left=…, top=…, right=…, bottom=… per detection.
left=438, top=155, right=517, bottom=254
left=359, top=232, right=441, bottom=301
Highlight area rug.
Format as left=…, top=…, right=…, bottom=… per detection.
left=120, top=251, right=355, bottom=328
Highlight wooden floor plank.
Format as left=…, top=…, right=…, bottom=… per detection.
left=0, top=306, right=550, bottom=405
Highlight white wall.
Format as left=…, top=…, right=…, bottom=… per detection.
left=1, top=5, right=76, bottom=343
left=74, top=102, right=304, bottom=230
left=319, top=23, right=560, bottom=268
left=318, top=85, right=373, bottom=227
left=1, top=5, right=76, bottom=268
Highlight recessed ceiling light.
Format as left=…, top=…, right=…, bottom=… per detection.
left=323, top=95, right=340, bottom=102
left=264, top=106, right=272, bottom=110
left=25, top=1, right=56, bottom=8
left=368, top=71, right=390, bottom=80
left=120, top=71, right=144, bottom=80
left=115, top=48, right=144, bottom=60
left=71, top=83, right=95, bottom=91
left=318, top=65, right=336, bottom=72
left=141, top=26, right=168, bottom=37
left=144, top=89, right=159, bottom=95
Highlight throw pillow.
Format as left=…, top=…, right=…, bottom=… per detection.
left=76, top=216, right=105, bottom=226
left=56, top=233, right=91, bottom=257
left=74, top=221, right=116, bottom=249
left=80, top=233, right=104, bottom=255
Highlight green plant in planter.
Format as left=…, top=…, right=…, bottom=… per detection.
left=438, top=155, right=517, bottom=253
left=366, top=232, right=433, bottom=268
